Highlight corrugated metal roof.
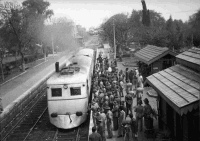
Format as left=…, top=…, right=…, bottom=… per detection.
left=176, top=47, right=200, bottom=65
left=146, top=64, right=200, bottom=115
left=134, top=45, right=169, bottom=65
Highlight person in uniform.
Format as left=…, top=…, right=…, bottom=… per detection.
left=109, top=94, right=114, bottom=110
left=129, top=113, right=138, bottom=139
left=119, top=80, right=124, bottom=97
left=91, top=99, right=99, bottom=127
left=112, top=101, right=119, bottom=131
left=125, top=68, right=129, bottom=83
left=96, top=113, right=106, bottom=141
left=134, top=99, right=144, bottom=133
left=143, top=98, right=153, bottom=130
left=125, top=92, right=133, bottom=116
left=129, top=69, right=134, bottom=85
left=89, top=126, right=102, bottom=141
left=126, top=79, right=132, bottom=94
left=118, top=106, right=126, bottom=138
left=104, top=106, right=113, bottom=139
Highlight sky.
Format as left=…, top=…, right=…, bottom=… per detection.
left=6, top=0, right=200, bottom=30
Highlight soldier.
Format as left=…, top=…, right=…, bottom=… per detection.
left=119, top=80, right=124, bottom=97
left=89, top=126, right=102, bottom=141
left=125, top=91, right=133, bottom=116
left=129, top=113, right=138, bottom=139
left=134, top=99, right=144, bottom=133
left=91, top=99, right=99, bottom=127
left=125, top=68, right=129, bottom=83
left=117, top=106, right=126, bottom=138
left=96, top=112, right=106, bottom=141
left=143, top=98, right=153, bottom=130
left=112, top=101, right=119, bottom=131
left=105, top=106, right=113, bottom=139
left=126, top=79, right=132, bottom=93
left=109, top=94, right=114, bottom=110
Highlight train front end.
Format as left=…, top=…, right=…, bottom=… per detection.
left=47, top=81, right=89, bottom=129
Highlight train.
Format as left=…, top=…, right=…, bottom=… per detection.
left=46, top=48, right=95, bottom=129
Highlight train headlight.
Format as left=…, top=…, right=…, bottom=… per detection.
left=63, top=84, right=68, bottom=89
left=51, top=112, right=57, bottom=118
left=76, top=111, right=83, bottom=116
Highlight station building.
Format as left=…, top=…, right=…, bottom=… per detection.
left=134, top=45, right=176, bottom=80
left=145, top=47, right=200, bottom=141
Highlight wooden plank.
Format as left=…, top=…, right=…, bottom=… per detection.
left=148, top=75, right=187, bottom=107
left=160, top=70, right=199, bottom=100
left=156, top=72, right=196, bottom=102
left=139, top=49, right=163, bottom=58
left=135, top=53, right=151, bottom=61
left=176, top=54, right=199, bottom=65
left=170, top=65, right=200, bottom=83
left=182, top=51, right=200, bottom=59
left=188, top=48, right=200, bottom=54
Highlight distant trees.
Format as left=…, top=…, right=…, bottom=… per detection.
left=100, top=13, right=129, bottom=52
left=100, top=0, right=200, bottom=53
left=43, top=17, right=77, bottom=52
left=188, top=9, right=200, bottom=47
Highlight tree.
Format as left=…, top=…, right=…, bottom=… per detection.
left=43, top=17, right=77, bottom=53
left=100, top=13, right=130, bottom=52
left=0, top=0, right=53, bottom=72
left=141, top=0, right=150, bottom=26
left=129, top=9, right=168, bottom=47
left=188, top=9, right=200, bottom=47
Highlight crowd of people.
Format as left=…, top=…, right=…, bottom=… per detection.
left=89, top=52, right=154, bottom=141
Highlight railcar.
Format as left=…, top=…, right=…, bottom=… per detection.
left=47, top=48, right=95, bottom=129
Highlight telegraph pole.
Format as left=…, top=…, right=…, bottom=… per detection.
left=113, top=19, right=116, bottom=59
left=51, top=34, right=54, bottom=57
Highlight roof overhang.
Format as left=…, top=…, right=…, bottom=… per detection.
left=144, top=65, right=200, bottom=116
left=135, top=50, right=171, bottom=65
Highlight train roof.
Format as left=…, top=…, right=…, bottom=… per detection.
left=47, top=72, right=87, bottom=85
left=75, top=48, right=94, bottom=57
left=70, top=55, right=92, bottom=67
left=47, top=55, right=93, bottom=85
left=47, top=64, right=88, bottom=85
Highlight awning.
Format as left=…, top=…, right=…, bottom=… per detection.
left=134, top=45, right=173, bottom=65
left=176, top=47, right=200, bottom=72
left=145, top=64, right=200, bottom=115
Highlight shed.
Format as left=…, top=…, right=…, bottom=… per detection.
left=144, top=47, right=200, bottom=141
left=134, top=45, right=176, bottom=79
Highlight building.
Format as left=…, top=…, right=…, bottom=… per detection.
left=134, top=45, right=176, bottom=80
left=145, top=47, right=200, bottom=141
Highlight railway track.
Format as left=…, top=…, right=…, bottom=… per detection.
left=4, top=92, right=90, bottom=141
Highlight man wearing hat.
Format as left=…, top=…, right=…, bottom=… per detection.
left=96, top=112, right=106, bottom=141
left=143, top=98, right=153, bottom=130
left=105, top=105, right=113, bottom=139
left=125, top=91, right=133, bottom=116
left=118, top=106, right=126, bottom=138
left=112, top=100, right=119, bottom=131
left=91, top=99, right=99, bottom=127
left=134, top=99, right=144, bottom=133
left=89, top=126, right=102, bottom=141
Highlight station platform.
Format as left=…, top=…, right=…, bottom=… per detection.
left=88, top=59, right=158, bottom=141
left=0, top=51, right=73, bottom=109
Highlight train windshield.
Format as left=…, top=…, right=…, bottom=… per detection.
left=70, top=87, right=81, bottom=96
left=51, top=88, right=62, bottom=97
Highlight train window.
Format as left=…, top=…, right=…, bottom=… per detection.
left=70, top=87, right=81, bottom=96
left=51, top=88, right=62, bottom=97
